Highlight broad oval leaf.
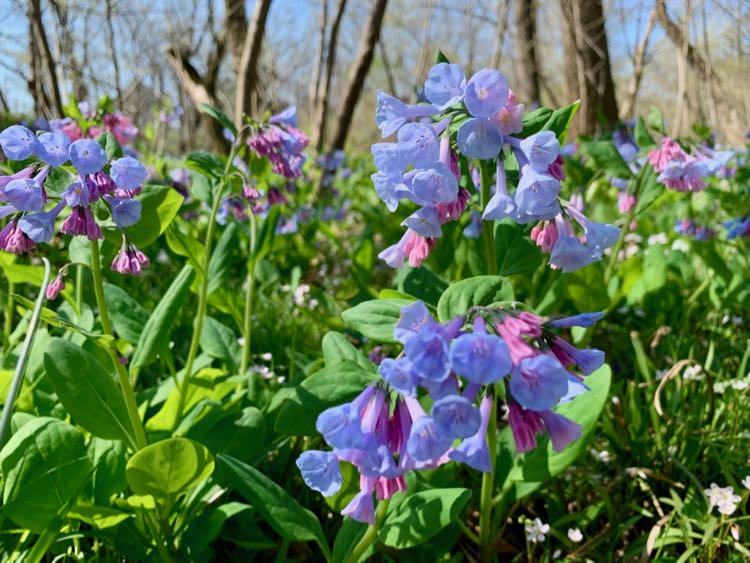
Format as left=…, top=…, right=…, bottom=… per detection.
left=436, top=276, right=514, bottom=322
left=494, top=223, right=543, bottom=276
left=126, top=437, right=214, bottom=499
left=131, top=265, right=195, bottom=370
left=121, top=184, right=185, bottom=248
left=378, top=488, right=472, bottom=549
left=200, top=316, right=240, bottom=373
left=341, top=298, right=413, bottom=342
left=275, top=360, right=379, bottom=436
left=0, top=417, right=92, bottom=533
left=103, top=283, right=149, bottom=344
left=44, top=337, right=135, bottom=445
left=215, top=454, right=330, bottom=558
left=321, top=331, right=373, bottom=371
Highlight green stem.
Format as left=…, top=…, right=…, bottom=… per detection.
left=480, top=160, right=498, bottom=275
left=0, top=259, right=50, bottom=448
left=240, top=212, right=258, bottom=375
left=177, top=151, right=235, bottom=418
left=479, top=390, right=498, bottom=561
left=345, top=499, right=390, bottom=563
left=3, top=280, right=14, bottom=351
left=90, top=240, right=148, bottom=450
left=75, top=264, right=84, bottom=316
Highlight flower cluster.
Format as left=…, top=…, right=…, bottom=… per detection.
left=0, top=124, right=148, bottom=282
left=648, top=138, right=731, bottom=192
left=47, top=101, right=138, bottom=148
left=297, top=301, right=606, bottom=523
left=373, top=62, right=619, bottom=272
left=724, top=216, right=750, bottom=239
left=674, top=218, right=715, bottom=240
left=705, top=483, right=741, bottom=516
left=246, top=106, right=308, bottom=179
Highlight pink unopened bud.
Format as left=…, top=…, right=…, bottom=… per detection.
left=46, top=275, right=65, bottom=300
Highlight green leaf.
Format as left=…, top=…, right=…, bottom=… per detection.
left=0, top=417, right=92, bottom=533
left=507, top=366, right=611, bottom=483
left=341, top=298, right=413, bottom=343
left=321, top=331, right=374, bottom=371
left=215, top=454, right=330, bottom=558
left=634, top=117, right=656, bottom=149
left=200, top=316, right=240, bottom=373
left=96, top=132, right=123, bottom=160
left=166, top=222, right=205, bottom=270
left=43, top=338, right=135, bottom=445
left=436, top=276, right=514, bottom=322
left=633, top=164, right=661, bottom=213
left=580, top=140, right=632, bottom=179
left=44, top=167, right=74, bottom=196
left=103, top=283, right=149, bottom=344
left=186, top=151, right=224, bottom=179
left=494, top=223, right=543, bottom=276
left=275, top=360, right=379, bottom=436
left=541, top=100, right=580, bottom=142
left=69, top=504, right=131, bottom=529
left=435, top=50, right=450, bottom=64
left=251, top=205, right=281, bottom=266
left=562, top=263, right=610, bottom=311
left=182, top=501, right=252, bottom=560
left=208, top=222, right=237, bottom=294
left=378, top=488, right=471, bottom=548
left=121, top=184, right=185, bottom=248
left=131, top=265, right=195, bottom=370
left=520, top=107, right=554, bottom=137
left=126, top=437, right=214, bottom=500
left=199, top=103, right=237, bottom=136
left=647, top=105, right=665, bottom=134
left=396, top=267, right=448, bottom=307
left=333, top=519, right=368, bottom=563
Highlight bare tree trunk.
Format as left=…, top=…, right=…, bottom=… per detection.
left=700, top=0, right=718, bottom=129
left=620, top=9, right=656, bottom=118
left=166, top=45, right=228, bottom=151
left=309, top=0, right=328, bottom=127
left=490, top=0, right=511, bottom=69
left=328, top=0, right=388, bottom=151
left=50, top=0, right=87, bottom=101
left=234, top=0, right=273, bottom=126
left=313, top=0, right=347, bottom=151
left=29, top=0, right=64, bottom=117
left=224, top=0, right=248, bottom=73
left=560, top=0, right=618, bottom=136
left=105, top=0, right=123, bottom=108
left=655, top=0, right=743, bottom=141
left=515, top=0, right=541, bottom=105
left=413, top=0, right=436, bottom=103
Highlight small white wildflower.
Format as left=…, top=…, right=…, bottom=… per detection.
left=732, top=316, right=743, bottom=325
left=705, top=483, right=741, bottom=515
left=715, top=382, right=727, bottom=394
left=611, top=395, right=620, bottom=405
left=655, top=369, right=668, bottom=381
left=682, top=365, right=704, bottom=381
left=308, top=298, right=319, bottom=309
left=624, top=245, right=640, bottom=259
left=276, top=376, right=286, bottom=384
left=671, top=239, right=690, bottom=252
left=553, top=549, right=562, bottom=560
left=524, top=517, right=549, bottom=543
left=260, top=352, right=273, bottom=361
left=722, top=314, right=731, bottom=325
left=742, top=475, right=750, bottom=490
left=731, top=380, right=748, bottom=391
left=293, top=284, right=310, bottom=306
left=156, top=249, right=170, bottom=264
left=731, top=524, right=741, bottom=542
left=647, top=233, right=668, bottom=245
left=591, top=449, right=611, bottom=463
left=625, top=233, right=642, bottom=244
left=567, top=528, right=583, bottom=542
